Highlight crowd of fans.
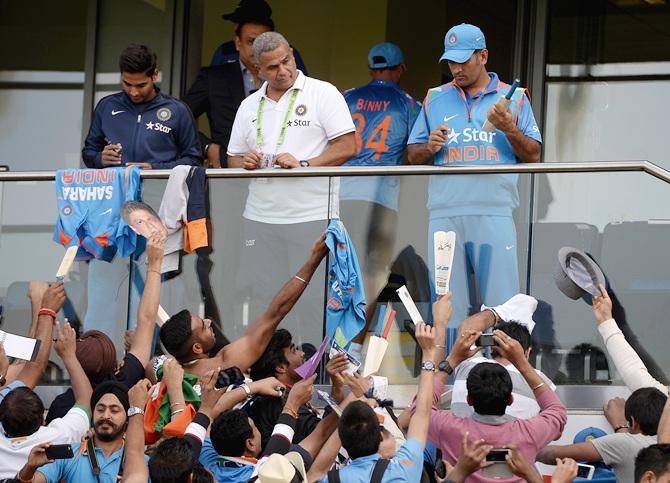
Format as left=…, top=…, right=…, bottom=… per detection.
left=1, top=238, right=670, bottom=482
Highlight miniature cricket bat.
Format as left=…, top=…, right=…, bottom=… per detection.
left=56, top=246, right=78, bottom=281
left=362, top=335, right=389, bottom=377
left=434, top=231, right=456, bottom=295
left=483, top=78, right=520, bottom=132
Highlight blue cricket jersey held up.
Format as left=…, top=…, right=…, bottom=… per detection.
left=325, top=220, right=366, bottom=348
left=53, top=167, right=141, bottom=261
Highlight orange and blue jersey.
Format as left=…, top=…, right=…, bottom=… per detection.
left=408, top=72, right=542, bottom=217
left=53, top=167, right=141, bottom=261
left=342, top=80, right=421, bottom=210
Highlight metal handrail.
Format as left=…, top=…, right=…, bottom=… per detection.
left=1, top=160, right=669, bottom=183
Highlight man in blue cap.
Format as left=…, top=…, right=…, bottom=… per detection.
left=340, top=42, right=421, bottom=357
left=407, top=24, right=542, bottom=328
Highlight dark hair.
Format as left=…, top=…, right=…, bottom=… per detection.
left=192, top=464, right=215, bottom=483
left=466, top=362, right=512, bottom=416
left=635, top=444, right=670, bottom=482
left=249, top=329, right=292, bottom=380
left=0, top=387, right=45, bottom=437
left=494, top=321, right=531, bottom=351
left=625, top=387, right=667, bottom=435
left=119, top=44, right=157, bottom=76
left=149, top=437, right=196, bottom=483
left=234, top=18, right=275, bottom=37
left=339, top=401, right=381, bottom=459
left=211, top=410, right=253, bottom=457
left=159, top=310, right=193, bottom=360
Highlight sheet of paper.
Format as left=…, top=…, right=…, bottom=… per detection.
left=434, top=231, right=456, bottom=295
left=56, top=246, right=79, bottom=281
left=295, top=336, right=330, bottom=379
left=0, top=330, right=40, bottom=362
left=396, top=285, right=424, bottom=324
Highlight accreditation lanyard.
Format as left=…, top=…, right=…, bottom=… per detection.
left=255, top=88, right=299, bottom=152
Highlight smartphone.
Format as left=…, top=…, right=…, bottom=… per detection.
left=576, top=463, right=595, bottom=479
left=486, top=448, right=510, bottom=462
left=476, top=333, right=496, bottom=347
left=215, top=366, right=245, bottom=389
left=45, top=444, right=74, bottom=460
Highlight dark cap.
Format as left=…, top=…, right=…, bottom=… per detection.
left=222, top=0, right=272, bottom=22
left=91, top=381, right=130, bottom=414
left=554, top=247, right=606, bottom=303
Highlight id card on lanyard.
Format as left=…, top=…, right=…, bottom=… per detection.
left=255, top=89, right=299, bottom=169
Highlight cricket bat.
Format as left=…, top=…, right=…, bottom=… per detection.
left=362, top=335, right=389, bottom=377
left=483, top=78, right=520, bottom=132
left=434, top=231, right=456, bottom=295
left=56, top=246, right=78, bottom=281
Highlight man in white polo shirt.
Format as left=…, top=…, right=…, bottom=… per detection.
left=227, top=31, right=356, bottom=341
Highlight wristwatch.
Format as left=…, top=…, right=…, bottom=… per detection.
left=127, top=406, right=145, bottom=417
left=421, top=361, right=436, bottom=372
left=438, top=359, right=454, bottom=375
left=299, top=160, right=310, bottom=167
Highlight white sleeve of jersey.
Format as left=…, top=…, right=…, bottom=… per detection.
left=318, top=82, right=356, bottom=140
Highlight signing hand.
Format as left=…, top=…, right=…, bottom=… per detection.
left=428, top=125, right=450, bottom=154
left=101, top=143, right=122, bottom=167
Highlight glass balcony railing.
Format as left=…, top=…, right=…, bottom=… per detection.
left=1, top=161, right=669, bottom=408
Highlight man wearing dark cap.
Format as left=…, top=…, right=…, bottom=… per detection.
left=211, top=0, right=308, bottom=73
left=18, top=381, right=142, bottom=482
left=340, top=42, right=421, bottom=356
left=185, top=0, right=308, bottom=167
left=407, top=23, right=542, bottom=328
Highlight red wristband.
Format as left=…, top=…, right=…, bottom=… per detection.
left=38, top=308, right=57, bottom=322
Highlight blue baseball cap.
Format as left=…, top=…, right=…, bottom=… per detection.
left=368, top=42, right=404, bottom=69
left=439, top=24, right=486, bottom=63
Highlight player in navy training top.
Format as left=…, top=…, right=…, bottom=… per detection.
left=340, top=43, right=421, bottom=352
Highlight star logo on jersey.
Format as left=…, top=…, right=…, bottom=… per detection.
left=447, top=128, right=461, bottom=144
left=287, top=120, right=292, bottom=127
left=156, top=107, right=172, bottom=122
left=146, top=121, right=172, bottom=133
left=146, top=121, right=154, bottom=130
left=448, top=34, right=457, bottom=45
left=295, top=104, right=307, bottom=116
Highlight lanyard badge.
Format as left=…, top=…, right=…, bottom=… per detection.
left=255, top=89, right=300, bottom=168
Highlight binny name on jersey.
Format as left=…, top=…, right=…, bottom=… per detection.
left=61, top=185, right=114, bottom=201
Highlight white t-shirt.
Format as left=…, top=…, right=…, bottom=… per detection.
left=0, top=404, right=90, bottom=478
left=451, top=355, right=556, bottom=420
left=227, top=70, right=355, bottom=224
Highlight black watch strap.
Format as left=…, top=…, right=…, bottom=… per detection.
left=438, top=359, right=454, bottom=375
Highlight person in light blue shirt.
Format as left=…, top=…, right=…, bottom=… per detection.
left=318, top=320, right=442, bottom=483
left=341, top=43, right=421, bottom=353
left=407, top=23, right=542, bottom=328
